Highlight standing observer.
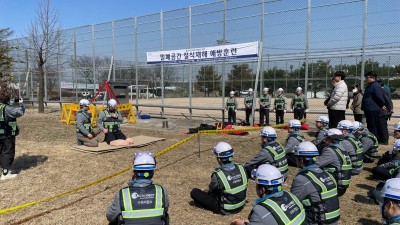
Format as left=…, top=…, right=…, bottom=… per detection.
left=350, top=85, right=363, bottom=123
left=361, top=71, right=386, bottom=138
left=377, top=79, right=393, bottom=145
left=324, top=71, right=348, bottom=128
left=0, top=85, right=25, bottom=180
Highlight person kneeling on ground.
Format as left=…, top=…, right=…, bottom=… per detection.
left=106, top=152, right=169, bottom=225
left=76, top=99, right=101, bottom=147
left=191, top=142, right=248, bottom=215
left=315, top=128, right=352, bottom=197
left=291, top=141, right=340, bottom=225
left=231, top=164, right=306, bottom=225
left=352, top=121, right=379, bottom=163
left=378, top=122, right=400, bottom=165
left=285, top=119, right=306, bottom=167
left=372, top=140, right=400, bottom=181
left=97, top=99, right=133, bottom=146
left=244, top=126, right=289, bottom=180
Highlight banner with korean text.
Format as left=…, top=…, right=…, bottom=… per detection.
left=146, top=41, right=259, bottom=64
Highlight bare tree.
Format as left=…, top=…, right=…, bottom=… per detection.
left=70, top=55, right=111, bottom=84
left=28, top=0, right=64, bottom=113
left=0, top=28, right=14, bottom=81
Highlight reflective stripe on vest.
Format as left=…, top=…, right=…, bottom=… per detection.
left=360, top=133, right=379, bottom=158
left=260, top=95, right=270, bottom=104
left=216, top=164, right=248, bottom=210
left=104, top=110, right=121, bottom=132
left=245, top=96, right=253, bottom=104
left=293, top=94, right=305, bottom=108
left=326, top=146, right=352, bottom=187
left=260, top=192, right=306, bottom=225
left=76, top=110, right=93, bottom=133
left=264, top=142, right=288, bottom=175
left=121, top=185, right=164, bottom=219
left=275, top=96, right=285, bottom=109
left=301, top=170, right=340, bottom=223
left=343, top=137, right=363, bottom=169
left=226, top=98, right=236, bottom=109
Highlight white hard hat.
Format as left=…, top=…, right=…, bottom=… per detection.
left=294, top=141, right=319, bottom=156
left=277, top=88, right=284, bottom=92
left=393, top=139, right=400, bottom=154
left=315, top=116, right=329, bottom=124
left=263, top=87, right=269, bottom=93
left=380, top=178, right=400, bottom=201
left=288, top=119, right=301, bottom=129
left=133, top=152, right=156, bottom=171
left=213, top=142, right=234, bottom=158
left=255, top=164, right=284, bottom=186
left=260, top=126, right=277, bottom=138
left=394, top=122, right=400, bottom=131
left=248, top=88, right=253, bottom=93
left=229, top=91, right=235, bottom=95
left=108, top=99, right=117, bottom=107
left=296, top=87, right=303, bottom=92
left=352, top=121, right=364, bottom=133
left=337, top=120, right=354, bottom=131
left=79, top=99, right=90, bottom=107
left=326, top=128, right=343, bottom=140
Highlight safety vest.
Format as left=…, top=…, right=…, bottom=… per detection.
left=260, top=95, right=271, bottom=108
left=263, top=142, right=289, bottom=176
left=275, top=95, right=286, bottom=110
left=388, top=160, right=400, bottom=177
left=324, top=145, right=352, bottom=189
left=76, top=110, right=93, bottom=133
left=293, top=94, right=306, bottom=109
left=103, top=109, right=121, bottom=132
left=387, top=215, right=400, bottom=225
left=299, top=169, right=340, bottom=224
left=360, top=132, right=379, bottom=159
left=287, top=133, right=306, bottom=144
left=226, top=97, right=236, bottom=110
left=245, top=96, right=253, bottom=106
left=259, top=191, right=306, bottom=225
left=120, top=184, right=166, bottom=225
left=342, top=136, right=363, bottom=170
left=315, top=127, right=328, bottom=150
left=0, top=104, right=19, bottom=136
left=215, top=164, right=248, bottom=211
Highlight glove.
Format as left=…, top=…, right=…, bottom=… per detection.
left=289, top=109, right=293, bottom=113
left=273, top=109, right=276, bottom=113
left=235, top=109, right=237, bottom=112
left=224, top=109, right=227, bottom=112
left=284, top=110, right=287, bottom=113
left=19, top=98, right=23, bottom=104
left=305, top=109, right=309, bottom=113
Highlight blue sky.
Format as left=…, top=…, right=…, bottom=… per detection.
left=0, top=0, right=214, bottom=38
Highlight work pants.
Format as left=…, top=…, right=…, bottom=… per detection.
left=293, top=108, right=305, bottom=120
left=372, top=166, right=393, bottom=180
left=77, top=128, right=101, bottom=147
left=328, top=109, right=345, bottom=128
left=259, top=108, right=269, bottom=126
left=0, top=136, right=16, bottom=170
left=276, top=110, right=285, bottom=124
left=364, top=110, right=380, bottom=138
left=353, top=114, right=363, bottom=123
left=190, top=188, right=220, bottom=213
left=245, top=108, right=253, bottom=125
left=227, top=108, right=236, bottom=125
left=377, top=115, right=389, bottom=144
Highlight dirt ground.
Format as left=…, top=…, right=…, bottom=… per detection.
left=0, top=104, right=395, bottom=225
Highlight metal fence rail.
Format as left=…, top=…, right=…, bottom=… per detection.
left=8, top=0, right=400, bottom=123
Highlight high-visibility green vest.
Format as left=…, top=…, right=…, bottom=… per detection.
left=226, top=97, right=236, bottom=110
left=275, top=95, right=286, bottom=110
left=76, top=110, right=93, bottom=133
left=342, top=136, right=363, bottom=170
left=103, top=110, right=121, bottom=132
left=120, top=184, right=166, bottom=225
left=263, top=142, right=289, bottom=175
left=0, top=103, right=19, bottom=136
left=293, top=94, right=306, bottom=109
left=324, top=145, right=352, bottom=189
left=300, top=169, right=340, bottom=224
left=259, top=191, right=306, bottom=225
left=215, top=164, right=248, bottom=211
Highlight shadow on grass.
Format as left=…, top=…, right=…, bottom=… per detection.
left=11, top=154, right=48, bottom=173
left=356, top=183, right=375, bottom=192
left=353, top=194, right=377, bottom=205
left=357, top=218, right=381, bottom=225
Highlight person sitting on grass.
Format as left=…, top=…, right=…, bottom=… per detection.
left=97, top=99, right=133, bottom=146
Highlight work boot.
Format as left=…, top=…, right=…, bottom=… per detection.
left=1, top=171, right=17, bottom=180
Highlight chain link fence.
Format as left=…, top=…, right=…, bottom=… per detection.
left=8, top=0, right=400, bottom=124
